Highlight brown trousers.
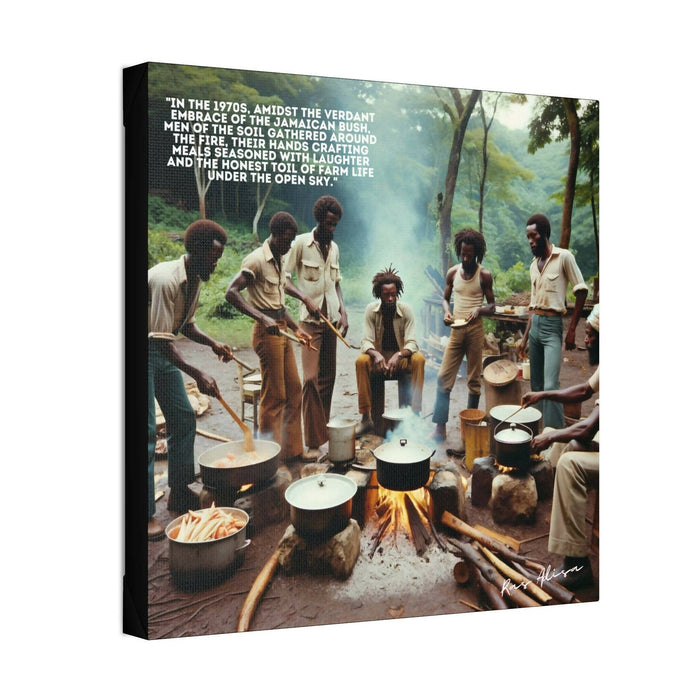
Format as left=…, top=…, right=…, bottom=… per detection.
left=355, top=351, right=425, bottom=416
left=252, top=320, right=303, bottom=460
left=300, top=321, right=337, bottom=448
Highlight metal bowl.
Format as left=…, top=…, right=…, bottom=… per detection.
left=198, top=439, right=280, bottom=490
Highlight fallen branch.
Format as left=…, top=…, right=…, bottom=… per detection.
left=237, top=544, right=282, bottom=632
left=511, top=561, right=577, bottom=604
left=459, top=599, right=484, bottom=612
left=475, top=569, right=509, bottom=611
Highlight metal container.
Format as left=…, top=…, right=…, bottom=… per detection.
left=198, top=439, right=280, bottom=490
left=371, top=437, right=435, bottom=491
left=488, top=404, right=541, bottom=455
left=327, top=417, right=356, bottom=463
left=494, top=423, right=533, bottom=471
left=285, top=474, right=357, bottom=538
left=165, top=507, right=250, bottom=589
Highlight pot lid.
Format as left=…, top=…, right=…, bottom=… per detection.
left=483, top=360, right=518, bottom=386
left=495, top=424, right=532, bottom=444
left=285, top=474, right=357, bottom=510
left=382, top=407, right=413, bottom=421
left=373, top=438, right=434, bottom=463
left=327, top=417, right=356, bottom=429
left=489, top=404, right=541, bottom=422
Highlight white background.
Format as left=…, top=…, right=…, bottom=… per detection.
left=4, top=2, right=696, bottom=696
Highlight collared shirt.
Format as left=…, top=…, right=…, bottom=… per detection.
left=148, top=255, right=200, bottom=341
left=240, top=238, right=287, bottom=310
left=529, top=246, right=587, bottom=314
left=284, top=230, right=342, bottom=324
left=360, top=300, right=420, bottom=355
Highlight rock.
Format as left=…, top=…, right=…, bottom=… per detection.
left=277, top=519, right=361, bottom=580
left=491, top=473, right=537, bottom=525
left=471, top=456, right=499, bottom=507
left=429, top=463, right=466, bottom=522
left=529, top=458, right=554, bottom=501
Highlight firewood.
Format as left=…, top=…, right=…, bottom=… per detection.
left=447, top=538, right=540, bottom=609
left=441, top=511, right=545, bottom=572
left=404, top=495, right=431, bottom=555
left=369, top=512, right=392, bottom=558
left=237, top=545, right=282, bottom=632
left=453, top=560, right=473, bottom=585
left=476, top=544, right=552, bottom=605
left=475, top=569, right=509, bottom=611
left=511, top=561, right=576, bottom=604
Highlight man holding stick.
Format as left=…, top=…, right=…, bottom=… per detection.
left=225, top=212, right=315, bottom=463
left=284, top=196, right=349, bottom=459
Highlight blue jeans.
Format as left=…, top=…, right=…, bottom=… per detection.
left=148, top=344, right=196, bottom=518
left=528, top=314, right=565, bottom=429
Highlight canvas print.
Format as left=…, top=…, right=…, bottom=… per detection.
left=123, top=61, right=600, bottom=640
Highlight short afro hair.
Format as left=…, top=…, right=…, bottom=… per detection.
left=184, top=219, right=227, bottom=254
left=313, top=195, right=343, bottom=223
left=269, top=211, right=298, bottom=237
left=372, top=264, right=404, bottom=299
left=526, top=213, right=551, bottom=240
left=454, top=228, right=487, bottom=262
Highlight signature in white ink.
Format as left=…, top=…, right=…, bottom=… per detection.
left=500, top=564, right=584, bottom=597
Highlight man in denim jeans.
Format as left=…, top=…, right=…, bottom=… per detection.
left=147, top=220, right=235, bottom=540
left=519, top=214, right=587, bottom=429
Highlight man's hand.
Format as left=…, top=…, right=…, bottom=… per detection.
left=386, top=352, right=402, bottom=377
left=304, top=297, right=321, bottom=320
left=337, top=310, right=349, bottom=337
left=213, top=341, right=234, bottom=363
left=521, top=391, right=543, bottom=409
left=195, top=369, right=220, bottom=398
left=295, top=327, right=314, bottom=348
left=564, top=327, right=577, bottom=351
left=531, top=432, right=552, bottom=453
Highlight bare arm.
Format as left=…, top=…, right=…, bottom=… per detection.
left=565, top=288, right=588, bottom=350
left=225, top=271, right=279, bottom=335
left=522, top=380, right=595, bottom=408
left=531, top=405, right=599, bottom=453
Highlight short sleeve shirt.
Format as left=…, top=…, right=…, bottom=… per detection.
left=148, top=255, right=200, bottom=341
left=240, top=238, right=287, bottom=310
left=529, top=246, right=587, bottom=314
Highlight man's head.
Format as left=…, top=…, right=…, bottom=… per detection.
left=454, top=228, right=486, bottom=266
left=526, top=213, right=551, bottom=258
left=372, top=265, right=404, bottom=311
left=269, top=211, right=298, bottom=257
left=313, top=195, right=343, bottom=244
left=585, top=304, right=600, bottom=366
left=184, top=219, right=228, bottom=281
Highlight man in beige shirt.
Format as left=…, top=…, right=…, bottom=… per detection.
left=285, top=196, right=349, bottom=457
left=225, top=212, right=314, bottom=462
left=355, top=266, right=425, bottom=435
left=520, top=213, right=588, bottom=429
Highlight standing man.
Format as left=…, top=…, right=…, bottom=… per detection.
left=225, top=212, right=314, bottom=463
left=148, top=219, right=235, bottom=540
left=519, top=213, right=588, bottom=429
left=521, top=304, right=600, bottom=589
left=431, top=229, right=495, bottom=442
left=355, top=266, right=425, bottom=435
left=285, top=196, right=349, bottom=459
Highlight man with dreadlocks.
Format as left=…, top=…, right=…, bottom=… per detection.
left=431, top=228, right=495, bottom=443
left=355, top=265, right=425, bottom=435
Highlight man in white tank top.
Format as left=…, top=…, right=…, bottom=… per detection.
left=431, top=229, right=495, bottom=443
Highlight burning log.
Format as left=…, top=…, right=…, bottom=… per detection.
left=369, top=511, right=392, bottom=559
left=404, top=494, right=431, bottom=556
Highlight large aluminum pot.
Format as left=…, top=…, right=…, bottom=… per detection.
left=327, top=417, right=356, bottom=463
left=198, top=439, right=280, bottom=490
left=488, top=404, right=541, bottom=455
left=165, top=507, right=250, bottom=589
left=285, top=474, right=357, bottom=538
left=494, top=423, right=533, bottom=471
left=371, top=438, right=435, bottom=491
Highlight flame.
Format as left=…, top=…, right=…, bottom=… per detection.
left=373, top=485, right=431, bottom=540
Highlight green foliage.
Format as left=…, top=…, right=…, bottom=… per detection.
left=148, top=229, right=184, bottom=269
left=148, top=195, right=198, bottom=232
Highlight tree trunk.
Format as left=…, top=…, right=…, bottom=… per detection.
left=438, top=89, right=481, bottom=275
left=252, top=182, right=273, bottom=243
left=560, top=98, right=580, bottom=249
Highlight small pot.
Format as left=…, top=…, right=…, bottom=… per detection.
left=327, top=417, right=356, bottom=463
left=371, top=438, right=435, bottom=491
left=198, top=439, right=280, bottom=491
left=285, top=473, right=357, bottom=538
left=488, top=404, right=541, bottom=455
left=165, top=507, right=250, bottom=589
left=494, top=422, right=533, bottom=471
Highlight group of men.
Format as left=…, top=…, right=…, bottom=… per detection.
left=146, top=200, right=599, bottom=590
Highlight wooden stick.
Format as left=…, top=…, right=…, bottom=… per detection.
left=511, top=561, right=576, bottom=604
left=441, top=511, right=545, bottom=571
left=279, top=327, right=318, bottom=351
left=217, top=393, right=255, bottom=452
left=475, top=569, right=509, bottom=611
left=448, top=538, right=540, bottom=609
left=473, top=524, right=521, bottom=553
left=404, top=495, right=431, bottom=556
left=476, top=544, right=552, bottom=605
left=196, top=428, right=233, bottom=442
left=237, top=546, right=281, bottom=632
left=318, top=311, right=353, bottom=349
left=459, top=599, right=484, bottom=612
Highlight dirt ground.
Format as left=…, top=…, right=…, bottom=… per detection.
left=146, top=307, right=599, bottom=640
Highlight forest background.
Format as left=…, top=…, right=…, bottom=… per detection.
left=145, top=62, right=599, bottom=347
